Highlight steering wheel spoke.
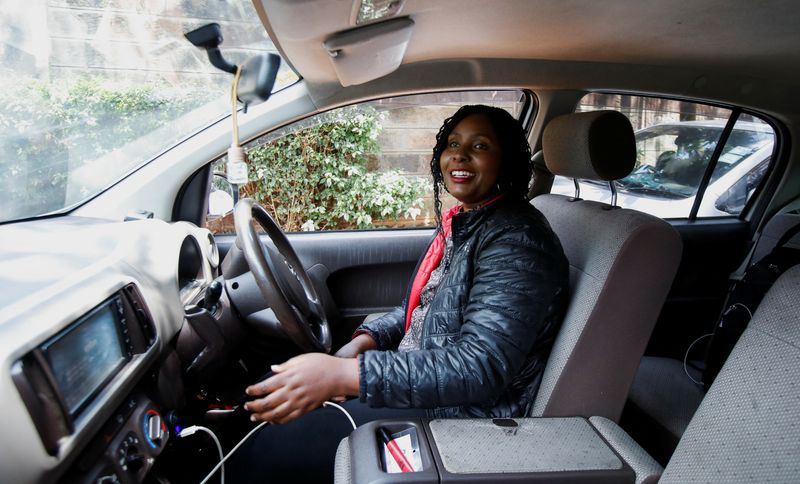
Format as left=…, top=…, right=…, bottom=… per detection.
left=234, top=199, right=332, bottom=353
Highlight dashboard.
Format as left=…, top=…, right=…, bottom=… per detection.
left=0, top=216, right=219, bottom=483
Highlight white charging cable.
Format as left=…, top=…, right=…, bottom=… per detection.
left=189, top=400, right=357, bottom=484
left=323, top=401, right=357, bottom=430
left=179, top=425, right=225, bottom=484
left=683, top=333, right=714, bottom=385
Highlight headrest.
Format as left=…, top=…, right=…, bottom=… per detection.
left=542, top=111, right=636, bottom=181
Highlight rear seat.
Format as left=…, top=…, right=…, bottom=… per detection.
left=658, top=263, right=800, bottom=481
left=626, top=212, right=800, bottom=463
left=335, top=264, right=800, bottom=482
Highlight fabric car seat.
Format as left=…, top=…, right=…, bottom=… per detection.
left=626, top=209, right=800, bottom=463
left=658, top=263, right=800, bottom=482
left=530, top=111, right=683, bottom=421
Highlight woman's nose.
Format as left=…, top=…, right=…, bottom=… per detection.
left=449, top=146, right=467, bottom=162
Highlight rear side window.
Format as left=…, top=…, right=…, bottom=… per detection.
left=551, top=94, right=775, bottom=219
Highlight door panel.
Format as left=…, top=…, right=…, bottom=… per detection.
left=645, top=218, right=750, bottom=359
left=216, top=229, right=433, bottom=348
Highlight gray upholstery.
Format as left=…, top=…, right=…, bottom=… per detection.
left=334, top=437, right=351, bottom=484
left=661, top=264, right=800, bottom=483
left=627, top=211, right=800, bottom=453
left=530, top=110, right=682, bottom=421
left=751, top=210, right=800, bottom=262
left=542, top=110, right=636, bottom=181
left=528, top=150, right=555, bottom=199
left=590, top=416, right=663, bottom=484
left=362, top=312, right=386, bottom=324
left=627, top=356, right=705, bottom=443
left=427, top=418, right=623, bottom=474
left=531, top=195, right=682, bottom=421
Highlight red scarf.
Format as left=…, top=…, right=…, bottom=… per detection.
left=404, top=195, right=505, bottom=331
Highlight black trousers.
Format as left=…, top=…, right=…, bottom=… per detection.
left=227, top=399, right=427, bottom=483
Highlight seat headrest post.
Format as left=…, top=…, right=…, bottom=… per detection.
left=543, top=111, right=636, bottom=182
left=609, top=181, right=617, bottom=207
left=572, top=178, right=581, bottom=201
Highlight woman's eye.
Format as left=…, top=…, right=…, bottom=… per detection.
left=448, top=141, right=459, bottom=148
left=474, top=143, right=487, bottom=150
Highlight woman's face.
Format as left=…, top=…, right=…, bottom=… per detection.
left=439, top=114, right=502, bottom=211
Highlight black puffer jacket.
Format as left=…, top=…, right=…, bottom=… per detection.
left=356, top=198, right=569, bottom=418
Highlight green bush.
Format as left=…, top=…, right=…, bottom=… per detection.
left=0, top=78, right=211, bottom=221
left=247, top=108, right=426, bottom=231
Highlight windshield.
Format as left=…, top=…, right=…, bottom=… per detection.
left=617, top=123, right=774, bottom=198
left=0, top=1, right=298, bottom=224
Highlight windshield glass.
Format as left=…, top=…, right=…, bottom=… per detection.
left=0, top=1, right=298, bottom=224
left=618, top=123, right=773, bottom=198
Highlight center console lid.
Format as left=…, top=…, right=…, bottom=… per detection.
left=339, top=417, right=659, bottom=484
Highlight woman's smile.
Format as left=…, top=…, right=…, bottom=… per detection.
left=449, top=169, right=476, bottom=182
left=440, top=114, right=502, bottom=210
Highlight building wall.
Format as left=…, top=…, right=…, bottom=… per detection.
left=1, top=0, right=275, bottom=87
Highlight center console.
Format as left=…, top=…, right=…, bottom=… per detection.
left=63, top=395, right=169, bottom=483
left=337, top=417, right=662, bottom=484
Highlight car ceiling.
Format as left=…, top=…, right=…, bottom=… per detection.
left=255, top=0, right=800, bottom=119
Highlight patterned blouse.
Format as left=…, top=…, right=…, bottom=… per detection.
left=397, top=234, right=454, bottom=352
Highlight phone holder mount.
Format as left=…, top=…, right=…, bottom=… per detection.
left=184, top=23, right=281, bottom=108
left=185, top=23, right=237, bottom=74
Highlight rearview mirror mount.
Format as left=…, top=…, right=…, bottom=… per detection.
left=185, top=23, right=281, bottom=108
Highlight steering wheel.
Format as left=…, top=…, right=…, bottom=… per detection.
left=233, top=198, right=331, bottom=353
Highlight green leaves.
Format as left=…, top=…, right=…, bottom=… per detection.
left=0, top=77, right=215, bottom=221
left=247, top=107, right=426, bottom=231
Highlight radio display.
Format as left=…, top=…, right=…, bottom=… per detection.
left=43, top=298, right=128, bottom=417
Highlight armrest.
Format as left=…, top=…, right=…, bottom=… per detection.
left=589, top=417, right=663, bottom=484
left=335, top=417, right=661, bottom=484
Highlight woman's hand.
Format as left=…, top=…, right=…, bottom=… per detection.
left=334, top=333, right=378, bottom=358
left=244, top=353, right=359, bottom=424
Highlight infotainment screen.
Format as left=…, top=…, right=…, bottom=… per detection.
left=43, top=298, right=128, bottom=417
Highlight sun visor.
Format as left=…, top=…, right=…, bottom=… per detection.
left=323, top=17, right=414, bottom=87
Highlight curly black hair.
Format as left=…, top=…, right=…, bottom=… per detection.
left=430, top=104, right=533, bottom=227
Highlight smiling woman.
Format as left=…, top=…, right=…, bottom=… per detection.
left=0, top=0, right=297, bottom=224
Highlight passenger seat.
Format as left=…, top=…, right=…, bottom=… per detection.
left=531, top=110, right=682, bottom=421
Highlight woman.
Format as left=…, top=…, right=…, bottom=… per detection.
left=231, top=105, right=569, bottom=482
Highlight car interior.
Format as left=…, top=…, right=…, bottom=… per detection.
left=1, top=0, right=799, bottom=483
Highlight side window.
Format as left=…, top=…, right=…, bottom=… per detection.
left=208, top=90, right=529, bottom=233
left=551, top=94, right=776, bottom=219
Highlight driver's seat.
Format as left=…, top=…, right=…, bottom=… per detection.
left=529, top=110, right=683, bottom=421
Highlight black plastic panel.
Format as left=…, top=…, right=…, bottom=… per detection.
left=646, top=218, right=750, bottom=358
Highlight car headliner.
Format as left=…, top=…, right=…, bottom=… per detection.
left=252, top=0, right=799, bottom=220
left=254, top=0, right=800, bottom=117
